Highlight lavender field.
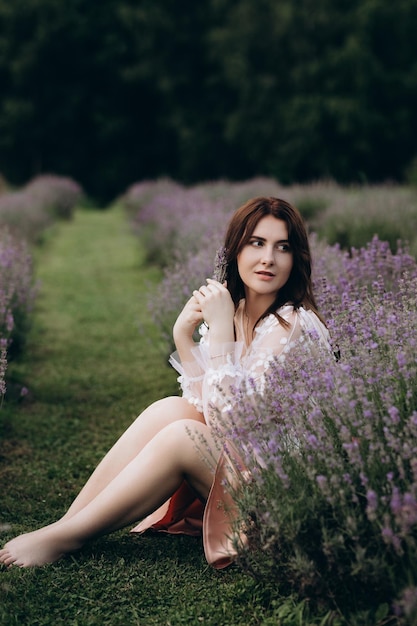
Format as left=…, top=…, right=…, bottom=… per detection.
left=122, top=179, right=417, bottom=623
left=1, top=177, right=417, bottom=623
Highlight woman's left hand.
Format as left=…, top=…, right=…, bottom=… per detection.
left=192, top=279, right=235, bottom=340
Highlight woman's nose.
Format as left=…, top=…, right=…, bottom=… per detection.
left=261, top=246, right=274, bottom=264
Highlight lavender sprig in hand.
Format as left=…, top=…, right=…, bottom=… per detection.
left=213, top=246, right=228, bottom=283
left=198, top=246, right=228, bottom=335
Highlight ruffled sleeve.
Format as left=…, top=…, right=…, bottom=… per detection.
left=168, top=348, right=206, bottom=413
left=191, top=339, right=245, bottom=419
left=168, top=315, right=246, bottom=415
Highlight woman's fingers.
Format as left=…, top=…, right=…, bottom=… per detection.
left=194, top=279, right=227, bottom=298
left=192, top=279, right=233, bottom=325
left=206, top=278, right=225, bottom=288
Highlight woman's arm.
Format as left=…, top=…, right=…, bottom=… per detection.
left=173, top=295, right=204, bottom=364
left=171, top=279, right=236, bottom=413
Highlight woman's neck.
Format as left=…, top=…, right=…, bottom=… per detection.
left=243, top=293, right=276, bottom=328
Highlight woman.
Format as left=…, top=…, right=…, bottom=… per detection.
left=0, top=197, right=329, bottom=569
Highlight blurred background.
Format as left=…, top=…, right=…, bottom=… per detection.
left=0, top=0, right=416, bottom=203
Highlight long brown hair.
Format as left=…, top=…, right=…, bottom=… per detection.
left=223, top=197, right=321, bottom=325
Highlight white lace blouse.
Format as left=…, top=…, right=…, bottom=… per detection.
left=169, top=300, right=330, bottom=426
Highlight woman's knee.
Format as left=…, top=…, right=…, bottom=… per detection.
left=137, top=396, right=204, bottom=425
left=162, top=420, right=218, bottom=462
left=158, top=420, right=217, bottom=494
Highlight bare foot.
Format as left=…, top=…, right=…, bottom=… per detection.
left=0, top=524, right=83, bottom=568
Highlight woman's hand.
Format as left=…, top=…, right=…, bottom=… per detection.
left=173, top=295, right=204, bottom=345
left=192, top=279, right=233, bottom=326
left=173, top=279, right=235, bottom=360
left=192, top=279, right=235, bottom=344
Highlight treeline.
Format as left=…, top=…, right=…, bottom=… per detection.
left=0, top=0, right=416, bottom=201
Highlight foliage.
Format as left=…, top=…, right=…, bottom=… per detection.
left=0, top=0, right=417, bottom=199
left=405, top=157, right=417, bottom=187
left=122, top=177, right=283, bottom=260
left=24, top=174, right=83, bottom=220
left=311, top=186, right=417, bottom=257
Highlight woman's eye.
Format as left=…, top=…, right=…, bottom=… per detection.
left=248, top=240, right=291, bottom=251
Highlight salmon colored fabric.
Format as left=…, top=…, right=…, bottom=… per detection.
left=131, top=482, right=204, bottom=537
left=131, top=447, right=245, bottom=569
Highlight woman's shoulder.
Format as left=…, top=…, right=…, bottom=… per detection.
left=271, top=304, right=328, bottom=337
left=277, top=303, right=322, bottom=324
left=276, top=303, right=297, bottom=320
left=296, top=306, right=330, bottom=346
left=253, top=303, right=296, bottom=337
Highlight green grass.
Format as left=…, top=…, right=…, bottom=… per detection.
left=0, top=206, right=325, bottom=626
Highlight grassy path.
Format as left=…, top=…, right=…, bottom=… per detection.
left=0, top=207, right=269, bottom=626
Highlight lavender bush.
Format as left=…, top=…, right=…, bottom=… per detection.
left=0, top=174, right=83, bottom=243
left=217, top=239, right=417, bottom=622
left=121, top=178, right=183, bottom=219
left=124, top=181, right=417, bottom=267
left=309, top=185, right=417, bottom=257
left=24, top=174, right=83, bottom=220
left=0, top=191, right=52, bottom=244
left=0, top=229, right=35, bottom=395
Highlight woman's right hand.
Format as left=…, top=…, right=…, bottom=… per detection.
left=173, top=295, right=204, bottom=347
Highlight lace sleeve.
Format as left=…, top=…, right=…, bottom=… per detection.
left=168, top=316, right=246, bottom=416
left=168, top=349, right=205, bottom=413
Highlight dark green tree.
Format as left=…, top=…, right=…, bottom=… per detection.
left=0, top=0, right=416, bottom=199
left=0, top=0, right=178, bottom=200
left=208, top=0, right=417, bottom=183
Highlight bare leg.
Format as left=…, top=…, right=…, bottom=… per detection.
left=63, top=396, right=204, bottom=519
left=0, top=419, right=219, bottom=568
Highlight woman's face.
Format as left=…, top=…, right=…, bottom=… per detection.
left=237, top=215, right=293, bottom=304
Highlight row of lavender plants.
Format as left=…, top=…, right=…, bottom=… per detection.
left=0, top=231, right=35, bottom=396
left=0, top=174, right=83, bottom=396
left=0, top=174, right=83, bottom=244
left=123, top=179, right=417, bottom=623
